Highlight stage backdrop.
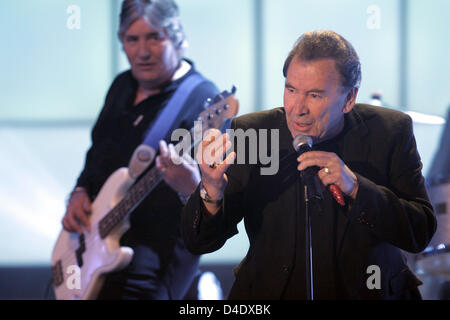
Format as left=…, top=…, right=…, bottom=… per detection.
left=0, top=0, right=447, bottom=270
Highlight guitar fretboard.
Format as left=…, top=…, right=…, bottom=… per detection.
left=98, top=167, right=163, bottom=239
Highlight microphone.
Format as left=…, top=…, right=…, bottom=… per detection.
left=293, top=135, right=345, bottom=206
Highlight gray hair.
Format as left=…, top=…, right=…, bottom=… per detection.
left=283, top=30, right=362, bottom=89
left=118, top=0, right=186, bottom=54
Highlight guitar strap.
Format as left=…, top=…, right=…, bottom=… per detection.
left=141, top=73, right=207, bottom=151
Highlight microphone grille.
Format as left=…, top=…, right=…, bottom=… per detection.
left=292, top=134, right=313, bottom=152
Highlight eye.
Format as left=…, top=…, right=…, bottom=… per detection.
left=285, top=86, right=295, bottom=94
left=310, top=93, right=322, bottom=99
left=148, top=33, right=163, bottom=41
left=125, top=36, right=138, bottom=43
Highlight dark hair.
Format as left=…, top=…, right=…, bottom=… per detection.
left=118, top=0, right=186, bottom=53
left=283, top=30, right=361, bottom=88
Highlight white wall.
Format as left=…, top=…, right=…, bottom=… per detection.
left=263, top=0, right=401, bottom=109
left=0, top=0, right=114, bottom=121
left=407, top=0, right=450, bottom=117
left=0, top=126, right=91, bottom=265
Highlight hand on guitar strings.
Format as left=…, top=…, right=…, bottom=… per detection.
left=62, top=187, right=92, bottom=234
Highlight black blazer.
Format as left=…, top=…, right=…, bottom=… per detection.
left=181, top=104, right=436, bottom=299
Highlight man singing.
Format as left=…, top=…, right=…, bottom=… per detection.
left=181, top=30, right=436, bottom=299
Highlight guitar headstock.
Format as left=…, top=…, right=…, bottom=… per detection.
left=196, top=86, right=239, bottom=134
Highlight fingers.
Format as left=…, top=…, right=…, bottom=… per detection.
left=62, top=209, right=83, bottom=234
left=206, top=138, right=232, bottom=166
left=297, top=151, right=335, bottom=171
left=155, top=156, right=164, bottom=172
left=159, top=140, right=169, bottom=157
left=317, top=166, right=337, bottom=186
left=168, top=143, right=178, bottom=160
left=196, top=130, right=217, bottom=165
left=297, top=151, right=357, bottom=195
left=83, top=198, right=92, bottom=213
left=62, top=214, right=77, bottom=233
left=158, top=140, right=171, bottom=168
left=157, top=130, right=234, bottom=201
left=159, top=140, right=184, bottom=168
left=193, top=130, right=234, bottom=201
left=156, top=154, right=171, bottom=177
left=198, top=130, right=233, bottom=168
left=216, top=151, right=236, bottom=174
left=62, top=208, right=89, bottom=234
left=182, top=151, right=197, bottom=166
left=62, top=195, right=91, bottom=233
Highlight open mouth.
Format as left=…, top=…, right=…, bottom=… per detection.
left=293, top=121, right=313, bottom=131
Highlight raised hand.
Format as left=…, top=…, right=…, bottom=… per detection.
left=195, top=129, right=236, bottom=214
left=155, top=140, right=201, bottom=198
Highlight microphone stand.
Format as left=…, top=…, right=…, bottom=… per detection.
left=303, top=183, right=314, bottom=300
left=293, top=135, right=323, bottom=300
left=301, top=171, right=322, bottom=301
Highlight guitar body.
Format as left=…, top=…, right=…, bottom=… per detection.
left=51, top=168, right=135, bottom=300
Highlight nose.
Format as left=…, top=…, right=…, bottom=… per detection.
left=293, top=97, right=309, bottom=116
left=137, top=39, right=151, bottom=60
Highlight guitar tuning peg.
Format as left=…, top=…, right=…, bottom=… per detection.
left=203, top=98, right=212, bottom=109
left=213, top=95, right=222, bottom=103
left=215, top=108, right=222, bottom=115
left=222, top=104, right=229, bottom=111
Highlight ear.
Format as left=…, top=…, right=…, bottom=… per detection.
left=342, top=87, right=358, bottom=114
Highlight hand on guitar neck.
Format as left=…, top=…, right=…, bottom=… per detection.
left=155, top=140, right=201, bottom=198
left=62, top=187, right=92, bottom=234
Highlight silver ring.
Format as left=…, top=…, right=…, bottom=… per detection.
left=324, top=167, right=331, bottom=174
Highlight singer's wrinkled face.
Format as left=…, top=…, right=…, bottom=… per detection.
left=284, top=58, right=358, bottom=143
